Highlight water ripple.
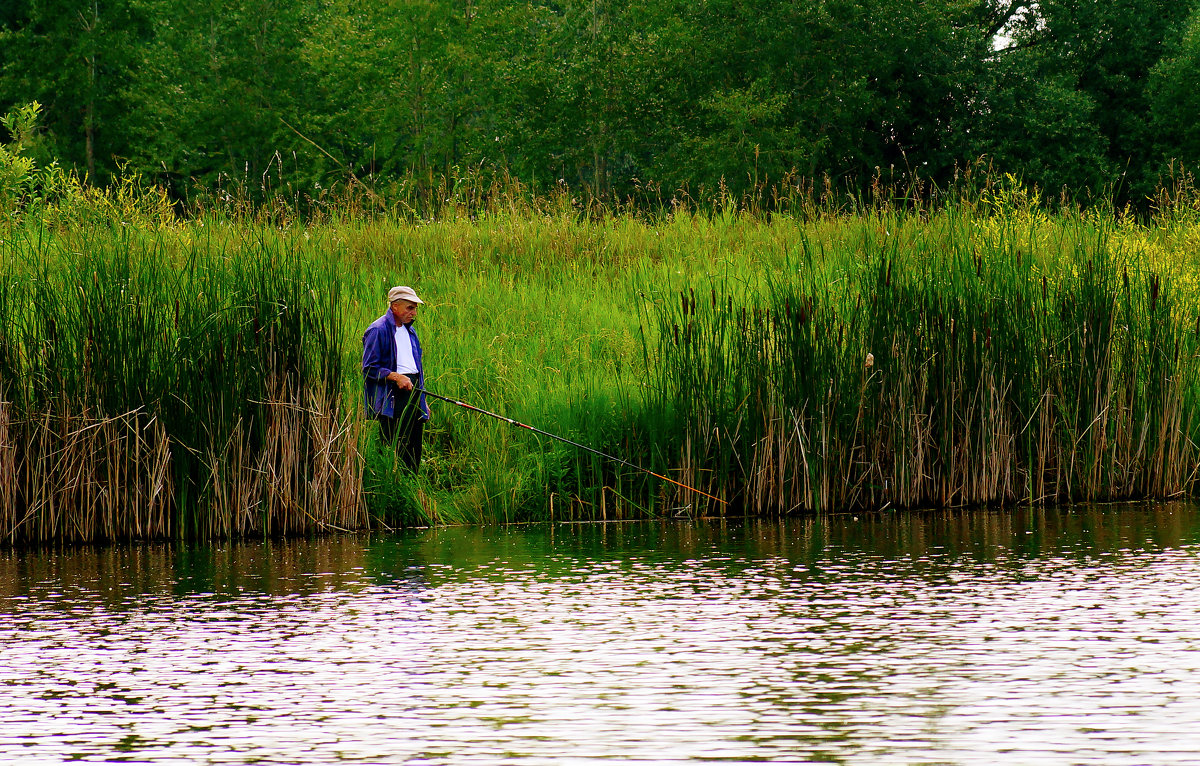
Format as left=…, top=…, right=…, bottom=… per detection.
left=2, top=505, right=1200, bottom=763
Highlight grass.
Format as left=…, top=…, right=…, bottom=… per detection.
left=1, top=174, right=1198, bottom=541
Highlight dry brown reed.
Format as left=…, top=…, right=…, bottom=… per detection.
left=193, top=376, right=366, bottom=541
left=0, top=380, right=364, bottom=545
left=0, top=399, right=173, bottom=543
left=741, top=349, right=1197, bottom=514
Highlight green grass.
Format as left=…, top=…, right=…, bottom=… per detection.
left=1, top=176, right=1199, bottom=541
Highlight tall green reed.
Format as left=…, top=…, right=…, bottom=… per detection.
left=5, top=170, right=1199, bottom=536
left=648, top=209, right=1200, bottom=513
left=0, top=221, right=360, bottom=543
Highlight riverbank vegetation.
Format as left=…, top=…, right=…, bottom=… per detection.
left=5, top=0, right=1200, bottom=543
left=1, top=163, right=1199, bottom=542
left=0, top=219, right=363, bottom=543
left=655, top=199, right=1200, bottom=514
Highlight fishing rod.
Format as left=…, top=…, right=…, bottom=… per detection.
left=416, top=388, right=727, bottom=507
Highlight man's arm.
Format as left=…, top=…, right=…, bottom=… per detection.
left=361, top=325, right=393, bottom=381
left=362, top=325, right=413, bottom=390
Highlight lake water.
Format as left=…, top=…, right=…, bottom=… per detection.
left=3, top=504, right=1200, bottom=764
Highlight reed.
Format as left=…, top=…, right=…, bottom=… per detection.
left=1, top=171, right=1198, bottom=536
left=649, top=207, right=1200, bottom=513
left=0, top=221, right=362, bottom=543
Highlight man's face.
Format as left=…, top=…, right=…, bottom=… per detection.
left=391, top=300, right=419, bottom=325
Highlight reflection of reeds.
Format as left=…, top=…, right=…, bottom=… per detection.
left=653, top=217, right=1200, bottom=514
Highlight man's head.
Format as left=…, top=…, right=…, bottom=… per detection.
left=388, top=285, right=423, bottom=325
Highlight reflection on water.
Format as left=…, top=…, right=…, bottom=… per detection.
left=2, top=504, right=1200, bottom=764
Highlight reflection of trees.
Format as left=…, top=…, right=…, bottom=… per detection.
left=817, top=503, right=1198, bottom=564
left=2, top=506, right=1197, bottom=603
left=0, top=536, right=379, bottom=602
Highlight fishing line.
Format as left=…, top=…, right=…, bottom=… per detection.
left=416, top=388, right=727, bottom=507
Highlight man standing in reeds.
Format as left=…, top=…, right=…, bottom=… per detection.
left=362, top=286, right=430, bottom=471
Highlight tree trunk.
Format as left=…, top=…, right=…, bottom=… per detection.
left=83, top=0, right=99, bottom=183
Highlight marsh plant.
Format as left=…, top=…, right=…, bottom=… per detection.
left=650, top=210, right=1200, bottom=513
left=0, top=223, right=362, bottom=543
left=2, top=171, right=1199, bottom=538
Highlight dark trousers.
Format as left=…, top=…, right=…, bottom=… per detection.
left=376, top=376, right=425, bottom=472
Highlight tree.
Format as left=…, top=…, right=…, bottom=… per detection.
left=302, top=0, right=507, bottom=187
left=127, top=0, right=324, bottom=195
left=967, top=66, right=1114, bottom=195
left=1149, top=5, right=1200, bottom=177
left=984, top=0, right=1194, bottom=200
left=0, top=0, right=149, bottom=184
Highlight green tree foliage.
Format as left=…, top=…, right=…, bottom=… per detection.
left=0, top=0, right=148, bottom=184
left=985, top=0, right=1196, bottom=199
left=130, top=0, right=322, bottom=194
left=2, top=0, right=1198, bottom=206
left=1150, top=6, right=1200, bottom=174
left=302, top=0, right=492, bottom=181
left=968, top=65, right=1114, bottom=195
left=0, top=102, right=41, bottom=212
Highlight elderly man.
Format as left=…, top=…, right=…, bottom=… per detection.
left=362, top=285, right=430, bottom=471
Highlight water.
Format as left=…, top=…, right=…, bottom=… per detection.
left=3, top=504, right=1200, bottom=764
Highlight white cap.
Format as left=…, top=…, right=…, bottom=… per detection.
left=388, top=285, right=423, bottom=305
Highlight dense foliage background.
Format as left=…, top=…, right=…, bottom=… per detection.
left=3, top=0, right=1199, bottom=208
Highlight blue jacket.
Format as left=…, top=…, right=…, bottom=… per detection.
left=362, top=311, right=429, bottom=420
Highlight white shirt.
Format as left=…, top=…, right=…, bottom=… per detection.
left=394, top=325, right=419, bottom=375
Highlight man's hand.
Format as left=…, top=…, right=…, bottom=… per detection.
left=387, top=371, right=414, bottom=391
